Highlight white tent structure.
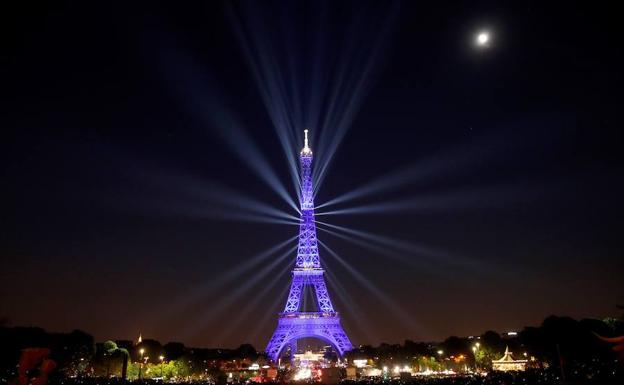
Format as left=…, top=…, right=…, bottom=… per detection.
left=492, top=347, right=527, bottom=372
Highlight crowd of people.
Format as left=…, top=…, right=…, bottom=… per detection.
left=34, top=367, right=622, bottom=385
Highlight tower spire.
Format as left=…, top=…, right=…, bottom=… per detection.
left=301, top=129, right=312, bottom=155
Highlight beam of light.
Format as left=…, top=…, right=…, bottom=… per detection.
left=228, top=2, right=399, bottom=197
left=315, top=162, right=439, bottom=210
left=318, top=219, right=532, bottom=286
left=155, top=238, right=297, bottom=331
left=246, top=284, right=291, bottom=346
left=214, top=260, right=293, bottom=347
left=316, top=225, right=424, bottom=270
left=166, top=202, right=300, bottom=226
left=203, top=237, right=297, bottom=293
left=316, top=221, right=523, bottom=280
left=316, top=128, right=530, bottom=210
left=188, top=178, right=300, bottom=221
left=316, top=163, right=416, bottom=210
left=207, top=108, right=300, bottom=214
left=323, top=261, right=378, bottom=344
left=180, top=244, right=298, bottom=341
left=318, top=240, right=424, bottom=335
left=227, top=4, right=302, bottom=200
left=316, top=181, right=547, bottom=217
left=312, top=3, right=400, bottom=194
left=131, top=167, right=299, bottom=223
left=316, top=220, right=478, bottom=271
left=152, top=33, right=299, bottom=214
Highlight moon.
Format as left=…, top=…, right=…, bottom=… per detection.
left=476, top=31, right=490, bottom=46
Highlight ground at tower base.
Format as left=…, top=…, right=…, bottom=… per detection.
left=1, top=315, right=622, bottom=385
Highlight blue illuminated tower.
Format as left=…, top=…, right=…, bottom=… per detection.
left=265, top=130, right=353, bottom=361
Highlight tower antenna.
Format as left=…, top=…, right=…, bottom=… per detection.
left=302, top=129, right=312, bottom=154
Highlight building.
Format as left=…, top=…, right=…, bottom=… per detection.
left=492, top=347, right=527, bottom=372
left=293, top=350, right=324, bottom=367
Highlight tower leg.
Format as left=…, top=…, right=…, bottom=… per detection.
left=290, top=339, right=298, bottom=362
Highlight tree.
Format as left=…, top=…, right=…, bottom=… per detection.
left=163, top=342, right=186, bottom=360
left=441, top=336, right=468, bottom=356
left=57, top=330, right=95, bottom=377
left=234, top=344, right=258, bottom=359
left=134, top=339, right=163, bottom=363
left=475, top=330, right=505, bottom=370
left=103, top=340, right=129, bottom=381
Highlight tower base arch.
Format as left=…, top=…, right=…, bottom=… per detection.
left=266, top=312, right=353, bottom=361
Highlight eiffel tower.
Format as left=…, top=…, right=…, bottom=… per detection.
left=265, top=130, right=353, bottom=361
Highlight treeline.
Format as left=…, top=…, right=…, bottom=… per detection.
left=0, top=327, right=262, bottom=382
left=347, top=315, right=624, bottom=376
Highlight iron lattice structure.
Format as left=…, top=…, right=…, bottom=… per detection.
left=266, top=131, right=353, bottom=361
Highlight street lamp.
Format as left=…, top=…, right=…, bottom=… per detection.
left=160, top=355, right=165, bottom=378
left=138, top=349, right=145, bottom=380
left=472, top=344, right=480, bottom=372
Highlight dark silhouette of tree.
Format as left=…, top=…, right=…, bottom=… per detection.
left=103, top=340, right=129, bottom=381
left=54, top=330, right=94, bottom=377
left=441, top=336, right=467, bottom=356
left=480, top=331, right=503, bottom=350
left=234, top=344, right=258, bottom=359
left=135, top=339, right=163, bottom=362
left=163, top=342, right=186, bottom=360
left=114, top=340, right=133, bottom=351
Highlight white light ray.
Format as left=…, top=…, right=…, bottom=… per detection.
left=181, top=245, right=298, bottom=340
left=319, top=240, right=422, bottom=334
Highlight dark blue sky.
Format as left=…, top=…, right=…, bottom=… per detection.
left=1, top=0, right=622, bottom=349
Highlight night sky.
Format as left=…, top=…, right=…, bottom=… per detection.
left=1, top=0, right=623, bottom=349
